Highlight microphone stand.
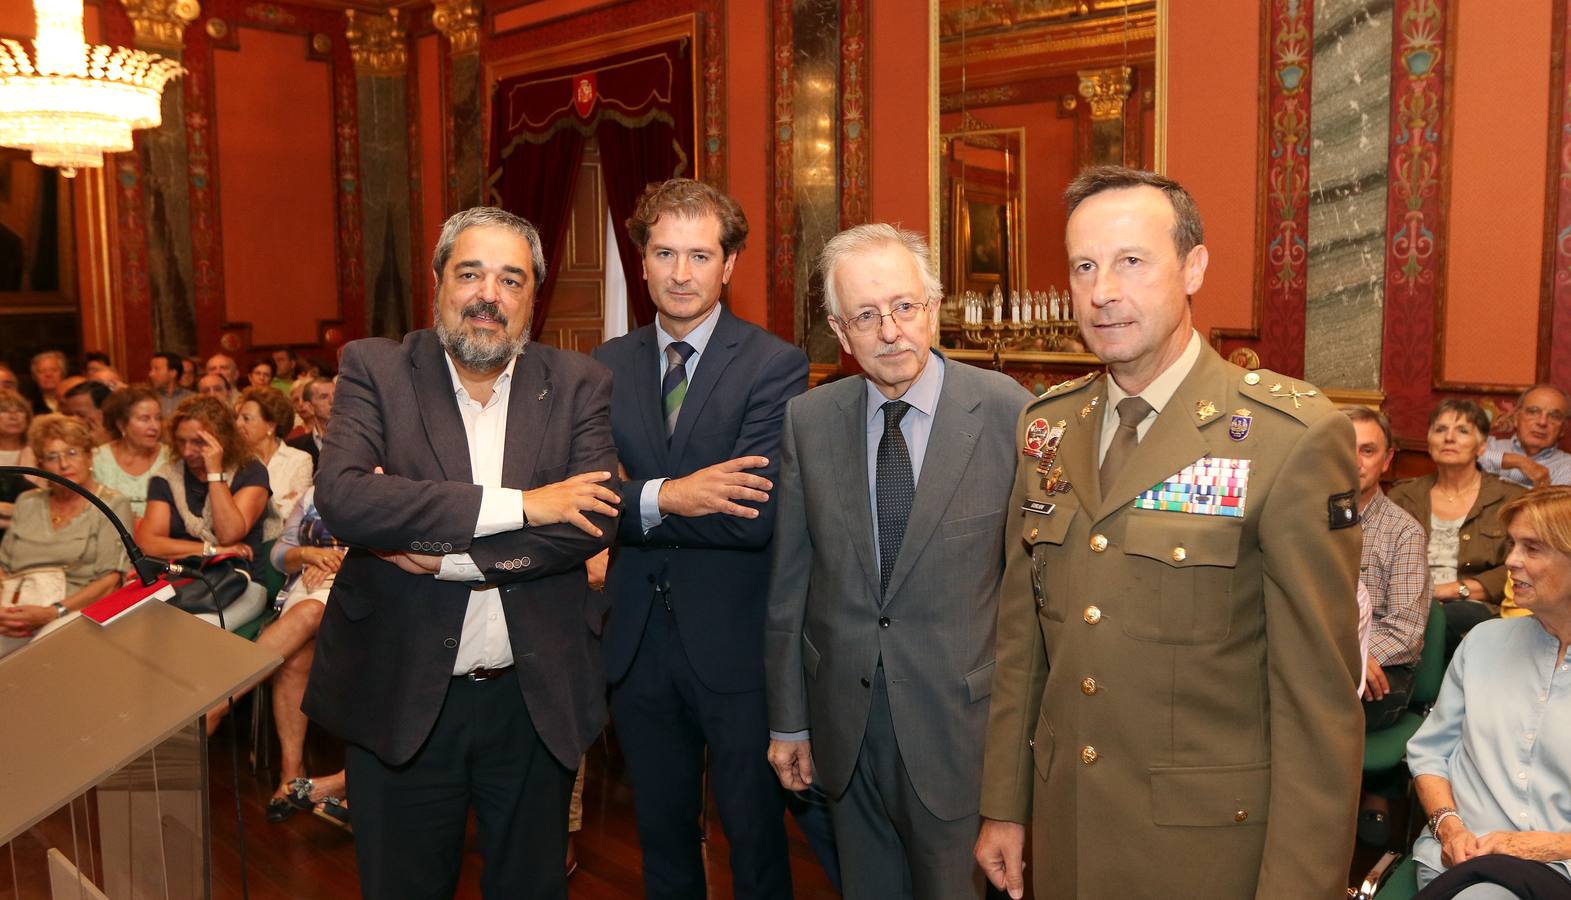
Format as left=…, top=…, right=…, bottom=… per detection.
left=1, top=465, right=170, bottom=585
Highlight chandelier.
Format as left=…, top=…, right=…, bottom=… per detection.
left=0, top=0, right=183, bottom=176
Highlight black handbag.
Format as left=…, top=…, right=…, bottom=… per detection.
left=166, top=554, right=253, bottom=616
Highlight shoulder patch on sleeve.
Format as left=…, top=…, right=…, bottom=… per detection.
left=1329, top=490, right=1359, bottom=530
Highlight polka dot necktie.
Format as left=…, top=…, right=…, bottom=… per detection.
left=877, top=400, right=914, bottom=596
left=662, top=341, right=695, bottom=440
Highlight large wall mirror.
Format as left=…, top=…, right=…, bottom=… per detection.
left=934, top=0, right=1160, bottom=370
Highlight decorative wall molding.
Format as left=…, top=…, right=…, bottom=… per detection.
left=184, top=0, right=365, bottom=354
left=1211, top=0, right=1309, bottom=377
left=122, top=0, right=200, bottom=51
left=1541, top=0, right=1571, bottom=390
left=1380, top=0, right=1449, bottom=436
left=766, top=0, right=794, bottom=343
left=345, top=9, right=407, bottom=76
left=839, top=0, right=869, bottom=229
left=432, top=0, right=480, bottom=54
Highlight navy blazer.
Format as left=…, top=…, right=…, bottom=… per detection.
left=305, top=330, right=619, bottom=767
left=593, top=307, right=808, bottom=693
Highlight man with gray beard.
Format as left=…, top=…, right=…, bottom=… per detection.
left=308, top=207, right=622, bottom=900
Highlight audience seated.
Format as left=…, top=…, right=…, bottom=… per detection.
left=285, top=377, right=333, bottom=468
left=61, top=379, right=112, bottom=446
left=0, top=415, right=133, bottom=656
left=1389, top=399, right=1525, bottom=652
left=1407, top=486, right=1571, bottom=896
left=93, top=387, right=171, bottom=519
left=1344, top=406, right=1433, bottom=847
left=196, top=372, right=237, bottom=404
left=248, top=360, right=277, bottom=392
left=0, top=364, right=18, bottom=394
left=207, top=484, right=348, bottom=827
left=270, top=349, right=299, bottom=392
left=1480, top=384, right=1571, bottom=489
left=235, top=386, right=312, bottom=543
left=0, top=389, right=37, bottom=536
left=28, top=350, right=66, bottom=413
left=134, top=395, right=271, bottom=630
left=205, top=353, right=241, bottom=387
left=148, top=350, right=193, bottom=417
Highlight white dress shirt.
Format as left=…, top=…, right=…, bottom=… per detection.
left=433, top=353, right=528, bottom=674
left=638, top=302, right=725, bottom=532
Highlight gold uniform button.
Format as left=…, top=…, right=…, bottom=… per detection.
left=1080, top=746, right=1098, bottom=765
left=1083, top=605, right=1102, bottom=625
left=1029, top=527, right=1040, bottom=540
left=1090, top=534, right=1108, bottom=552
left=1234, top=810, right=1249, bottom=823
left=1461, top=533, right=1472, bottom=541
left=1244, top=372, right=1261, bottom=385
left=1080, top=676, right=1097, bottom=695
left=1171, top=546, right=1187, bottom=562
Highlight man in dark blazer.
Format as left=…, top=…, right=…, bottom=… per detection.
left=308, top=208, right=621, bottom=900
left=766, top=224, right=1031, bottom=900
left=592, top=179, right=808, bottom=899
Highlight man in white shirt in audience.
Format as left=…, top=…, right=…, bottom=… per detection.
left=1480, top=383, right=1571, bottom=489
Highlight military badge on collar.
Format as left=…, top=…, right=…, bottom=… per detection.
left=1228, top=409, right=1252, bottom=442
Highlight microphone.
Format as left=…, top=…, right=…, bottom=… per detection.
left=1, top=465, right=170, bottom=585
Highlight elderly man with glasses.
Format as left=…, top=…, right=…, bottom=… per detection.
left=1481, top=384, right=1571, bottom=489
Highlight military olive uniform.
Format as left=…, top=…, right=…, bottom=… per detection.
left=980, top=345, right=1364, bottom=900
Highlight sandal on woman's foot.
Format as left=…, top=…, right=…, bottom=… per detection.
left=266, top=796, right=296, bottom=823
left=314, top=796, right=351, bottom=832
left=286, top=777, right=317, bottom=811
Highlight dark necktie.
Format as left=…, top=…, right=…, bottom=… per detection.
left=1099, top=396, right=1153, bottom=493
left=876, top=400, right=914, bottom=595
left=662, top=341, right=694, bottom=439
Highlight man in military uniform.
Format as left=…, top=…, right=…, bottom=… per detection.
left=974, top=166, right=1363, bottom=900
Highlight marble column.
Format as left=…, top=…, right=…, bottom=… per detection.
left=1304, top=0, right=1393, bottom=390
left=791, top=0, right=841, bottom=364
left=347, top=10, right=413, bottom=339
left=124, top=0, right=199, bottom=357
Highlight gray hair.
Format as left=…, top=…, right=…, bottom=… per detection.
left=1516, top=382, right=1570, bottom=409
left=818, top=224, right=943, bottom=319
left=431, top=206, right=547, bottom=289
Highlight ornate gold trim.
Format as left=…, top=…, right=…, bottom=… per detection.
left=345, top=9, right=407, bottom=75
left=1077, top=65, right=1131, bottom=120
left=432, top=0, right=480, bottom=55
left=123, top=0, right=200, bottom=51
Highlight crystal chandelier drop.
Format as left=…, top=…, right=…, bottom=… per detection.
left=0, top=0, right=184, bottom=176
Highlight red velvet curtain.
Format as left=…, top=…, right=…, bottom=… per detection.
left=488, top=38, right=696, bottom=337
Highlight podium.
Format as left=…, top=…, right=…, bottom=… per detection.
left=0, top=599, right=281, bottom=899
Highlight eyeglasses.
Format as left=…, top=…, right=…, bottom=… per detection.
left=1521, top=406, right=1568, bottom=423
left=41, top=448, right=85, bottom=465
left=838, top=300, right=930, bottom=335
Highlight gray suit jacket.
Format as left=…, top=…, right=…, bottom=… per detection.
left=766, top=354, right=1030, bottom=820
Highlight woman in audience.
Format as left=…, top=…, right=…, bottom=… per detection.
left=234, top=386, right=311, bottom=543
left=0, top=416, right=133, bottom=650
left=286, top=377, right=314, bottom=441
left=1390, top=399, right=1525, bottom=649
left=247, top=360, right=276, bottom=392
left=93, top=387, right=170, bottom=519
left=1408, top=486, right=1571, bottom=894
left=135, top=396, right=271, bottom=628
left=0, top=390, right=36, bottom=536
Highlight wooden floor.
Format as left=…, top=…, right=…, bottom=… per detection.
left=0, top=706, right=838, bottom=899
left=1, top=698, right=1397, bottom=899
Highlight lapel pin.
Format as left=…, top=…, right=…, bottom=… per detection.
left=1195, top=400, right=1219, bottom=422
left=538, top=387, right=550, bottom=401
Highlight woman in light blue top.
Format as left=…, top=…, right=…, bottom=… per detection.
left=1408, top=486, right=1571, bottom=897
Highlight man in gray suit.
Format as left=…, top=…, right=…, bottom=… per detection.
left=765, top=224, right=1030, bottom=900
